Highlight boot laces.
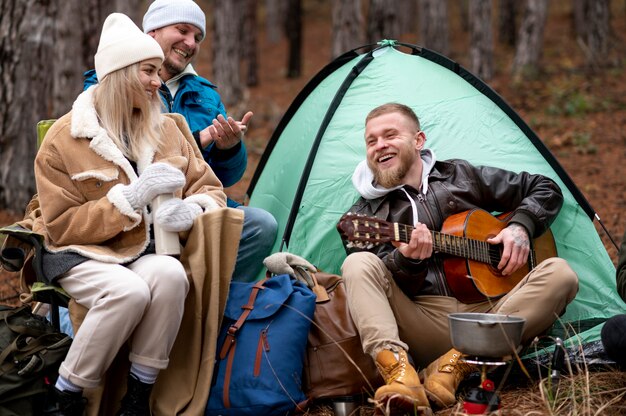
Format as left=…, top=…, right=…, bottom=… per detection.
left=441, top=351, right=474, bottom=381
left=385, top=354, right=408, bottom=383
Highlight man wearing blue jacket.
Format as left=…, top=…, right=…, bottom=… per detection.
left=85, top=0, right=277, bottom=282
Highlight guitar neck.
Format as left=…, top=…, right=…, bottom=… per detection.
left=395, top=223, right=497, bottom=265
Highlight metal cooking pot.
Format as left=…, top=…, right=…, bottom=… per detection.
left=448, top=313, right=526, bottom=358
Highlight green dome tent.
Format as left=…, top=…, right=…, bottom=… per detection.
left=247, top=41, right=624, bottom=349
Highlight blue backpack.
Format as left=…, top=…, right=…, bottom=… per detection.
left=206, top=274, right=316, bottom=415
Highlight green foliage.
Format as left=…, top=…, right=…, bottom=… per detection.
left=546, top=90, right=593, bottom=117
left=572, top=131, right=597, bottom=155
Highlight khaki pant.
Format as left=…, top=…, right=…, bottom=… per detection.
left=341, top=252, right=578, bottom=369
left=57, top=254, right=189, bottom=388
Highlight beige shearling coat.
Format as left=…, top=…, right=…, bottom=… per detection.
left=33, top=86, right=226, bottom=263
left=29, top=86, right=244, bottom=415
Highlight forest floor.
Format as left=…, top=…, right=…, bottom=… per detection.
left=1, top=1, right=625, bottom=413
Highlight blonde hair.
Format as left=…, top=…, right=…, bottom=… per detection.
left=366, top=103, right=421, bottom=131
left=93, top=63, right=164, bottom=161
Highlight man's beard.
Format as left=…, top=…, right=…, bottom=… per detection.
left=163, top=58, right=186, bottom=78
left=369, top=150, right=414, bottom=188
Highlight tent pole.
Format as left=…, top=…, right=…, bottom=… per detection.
left=595, top=213, right=619, bottom=251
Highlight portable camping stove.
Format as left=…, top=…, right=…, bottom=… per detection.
left=447, top=313, right=526, bottom=415
left=459, top=356, right=507, bottom=414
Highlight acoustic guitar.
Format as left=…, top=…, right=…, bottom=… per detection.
left=337, top=208, right=557, bottom=303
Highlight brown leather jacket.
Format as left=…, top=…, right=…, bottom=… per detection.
left=343, top=158, right=563, bottom=298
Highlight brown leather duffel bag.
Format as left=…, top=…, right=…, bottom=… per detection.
left=298, top=269, right=382, bottom=400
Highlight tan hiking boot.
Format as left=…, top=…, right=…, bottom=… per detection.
left=422, top=348, right=476, bottom=408
left=374, top=349, right=430, bottom=414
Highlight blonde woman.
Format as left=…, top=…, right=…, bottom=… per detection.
left=34, top=14, right=225, bottom=415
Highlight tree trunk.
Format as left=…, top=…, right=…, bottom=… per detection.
left=285, top=0, right=302, bottom=78
left=111, top=0, right=142, bottom=24
left=0, top=0, right=146, bottom=213
left=51, top=0, right=125, bottom=118
left=397, top=0, right=417, bottom=35
left=0, top=0, right=56, bottom=212
left=468, top=0, right=493, bottom=80
left=213, top=0, right=244, bottom=106
left=572, top=0, right=586, bottom=40
left=418, top=0, right=449, bottom=55
left=331, top=0, right=364, bottom=58
left=573, top=0, right=610, bottom=69
left=458, top=0, right=470, bottom=33
left=367, top=0, right=401, bottom=44
left=498, top=0, right=518, bottom=47
left=242, top=0, right=259, bottom=86
left=265, top=0, right=287, bottom=43
left=511, top=0, right=549, bottom=78
left=584, top=0, right=610, bottom=68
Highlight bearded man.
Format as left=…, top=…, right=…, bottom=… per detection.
left=340, top=102, right=578, bottom=414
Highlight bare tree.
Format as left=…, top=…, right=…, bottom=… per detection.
left=213, top=0, right=244, bottom=105
left=457, top=0, right=470, bottom=33
left=0, top=0, right=56, bottom=212
left=397, top=0, right=417, bottom=35
left=285, top=0, right=302, bottom=78
left=418, top=0, right=449, bottom=55
left=1, top=0, right=141, bottom=213
left=573, top=0, right=610, bottom=69
left=511, top=0, right=549, bottom=78
left=52, top=0, right=140, bottom=117
left=367, top=0, right=401, bottom=44
left=468, top=0, right=493, bottom=80
left=498, top=0, right=518, bottom=47
left=572, top=0, right=586, bottom=39
left=331, top=0, right=365, bottom=58
left=242, top=0, right=259, bottom=86
left=265, top=0, right=287, bottom=43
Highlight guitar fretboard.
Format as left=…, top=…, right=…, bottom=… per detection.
left=395, top=223, right=501, bottom=266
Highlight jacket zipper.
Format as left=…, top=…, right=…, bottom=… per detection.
left=159, top=84, right=175, bottom=112
left=417, top=192, right=452, bottom=296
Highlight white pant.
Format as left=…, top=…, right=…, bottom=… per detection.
left=57, top=255, right=189, bottom=388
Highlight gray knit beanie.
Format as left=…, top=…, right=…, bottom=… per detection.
left=142, top=0, right=206, bottom=40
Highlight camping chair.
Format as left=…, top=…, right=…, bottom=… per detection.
left=0, top=119, right=69, bottom=331
left=1, top=120, right=154, bottom=415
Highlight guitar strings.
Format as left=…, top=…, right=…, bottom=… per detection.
left=398, top=225, right=502, bottom=264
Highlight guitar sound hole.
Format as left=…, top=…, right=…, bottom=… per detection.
left=488, top=245, right=502, bottom=269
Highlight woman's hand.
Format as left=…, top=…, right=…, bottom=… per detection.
left=154, top=198, right=203, bottom=232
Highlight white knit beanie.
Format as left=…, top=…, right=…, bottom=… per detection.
left=95, top=13, right=164, bottom=81
left=142, top=0, right=206, bottom=40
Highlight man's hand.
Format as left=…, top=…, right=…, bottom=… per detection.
left=392, top=222, right=433, bottom=261
left=199, top=111, right=253, bottom=149
left=487, top=223, right=530, bottom=276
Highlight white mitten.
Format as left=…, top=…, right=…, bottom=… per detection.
left=122, top=163, right=185, bottom=210
left=263, top=252, right=317, bottom=277
left=154, top=198, right=203, bottom=232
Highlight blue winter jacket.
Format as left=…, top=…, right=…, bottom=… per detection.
left=84, top=70, right=247, bottom=207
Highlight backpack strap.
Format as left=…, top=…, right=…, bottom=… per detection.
left=0, top=331, right=68, bottom=370
left=1, top=305, right=48, bottom=337
left=222, top=333, right=236, bottom=408
left=219, top=278, right=268, bottom=360
left=218, top=278, right=268, bottom=409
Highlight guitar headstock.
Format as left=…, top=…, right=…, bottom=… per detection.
left=337, top=213, right=395, bottom=249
